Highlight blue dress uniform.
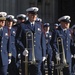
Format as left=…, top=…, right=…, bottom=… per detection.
left=70, top=27, right=75, bottom=74
left=52, top=25, right=72, bottom=75
left=42, top=23, right=53, bottom=75
left=52, top=16, right=71, bottom=75
left=0, top=26, right=12, bottom=75
left=13, top=22, right=27, bottom=75
left=45, top=31, right=53, bottom=75
left=17, top=20, right=46, bottom=75
left=8, top=27, right=18, bottom=75
left=5, top=15, right=18, bottom=75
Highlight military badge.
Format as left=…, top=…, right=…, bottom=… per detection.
left=38, top=28, right=41, bottom=31
left=5, top=33, right=8, bottom=36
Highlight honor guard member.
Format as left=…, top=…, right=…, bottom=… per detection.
left=17, top=14, right=26, bottom=23
left=15, top=14, right=27, bottom=74
left=54, top=23, right=59, bottom=30
left=51, top=15, right=72, bottom=75
left=0, top=12, right=7, bottom=17
left=6, top=15, right=17, bottom=75
left=13, top=18, right=17, bottom=25
left=17, top=7, right=46, bottom=75
left=0, top=12, right=12, bottom=75
left=70, top=26, right=75, bottom=74
left=14, top=14, right=26, bottom=38
left=43, top=23, right=53, bottom=75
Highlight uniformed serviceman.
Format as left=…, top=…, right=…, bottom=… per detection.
left=15, top=14, right=27, bottom=75
left=6, top=15, right=18, bottom=75
left=0, top=12, right=12, bottom=75
left=51, top=15, right=72, bottom=75
left=16, top=14, right=26, bottom=23
left=13, top=18, right=17, bottom=25
left=70, top=26, right=75, bottom=74
left=53, top=23, right=59, bottom=30
left=43, top=23, right=53, bottom=75
left=17, top=7, right=46, bottom=75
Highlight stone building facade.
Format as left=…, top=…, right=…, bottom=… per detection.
left=0, top=0, right=75, bottom=25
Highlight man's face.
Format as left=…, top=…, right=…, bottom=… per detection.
left=28, top=13, right=37, bottom=22
left=44, top=26, right=50, bottom=32
left=0, top=20, right=5, bottom=27
left=61, top=21, right=70, bottom=29
left=6, top=21, right=13, bottom=27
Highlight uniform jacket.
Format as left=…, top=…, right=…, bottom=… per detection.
left=0, top=26, right=11, bottom=66
left=8, top=27, right=17, bottom=59
left=45, top=31, right=53, bottom=58
left=51, top=26, right=72, bottom=68
left=17, top=21, right=46, bottom=61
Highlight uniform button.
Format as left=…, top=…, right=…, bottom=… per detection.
left=66, top=48, right=68, bottom=50
left=66, top=45, right=68, bottom=47
left=1, top=50, right=2, bottom=52
left=34, top=37, right=36, bottom=38
left=1, top=41, right=3, bottom=43
left=67, top=41, right=68, bottom=43
left=34, top=41, right=36, bottom=42
left=1, top=45, right=2, bottom=47
left=34, top=45, right=36, bottom=46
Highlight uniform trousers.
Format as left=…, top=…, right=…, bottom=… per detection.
left=0, top=65, right=8, bottom=75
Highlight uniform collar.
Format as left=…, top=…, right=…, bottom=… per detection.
left=8, top=27, right=12, bottom=29
left=30, top=21, right=35, bottom=25
left=46, top=31, right=49, bottom=33
left=0, top=27, right=3, bottom=30
left=63, top=28, right=67, bottom=31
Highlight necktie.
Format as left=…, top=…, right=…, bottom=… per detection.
left=8, top=28, right=10, bottom=36
left=31, top=24, right=34, bottom=30
left=64, top=30, right=66, bottom=33
left=0, top=29, right=2, bottom=37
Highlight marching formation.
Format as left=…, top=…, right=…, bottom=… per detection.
left=0, top=7, right=75, bottom=75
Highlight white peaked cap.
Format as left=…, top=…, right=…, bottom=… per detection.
left=0, top=12, right=7, bottom=17
left=13, top=19, right=17, bottom=22
left=26, top=7, right=39, bottom=12
left=58, top=15, right=71, bottom=22
left=17, top=14, right=26, bottom=18
left=6, top=15, right=14, bottom=19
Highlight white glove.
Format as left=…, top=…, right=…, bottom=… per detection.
left=42, top=57, right=46, bottom=61
left=8, top=59, right=11, bottom=64
left=71, top=54, right=73, bottom=58
left=56, top=53, right=60, bottom=61
left=18, top=53, right=21, bottom=58
left=74, top=54, right=75, bottom=58
left=23, top=49, right=29, bottom=57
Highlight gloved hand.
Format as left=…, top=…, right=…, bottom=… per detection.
left=74, top=54, right=75, bottom=58
left=18, top=53, right=21, bottom=58
left=42, top=57, right=46, bottom=61
left=56, top=52, right=60, bottom=61
left=23, top=49, right=29, bottom=57
left=8, top=59, right=11, bottom=64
